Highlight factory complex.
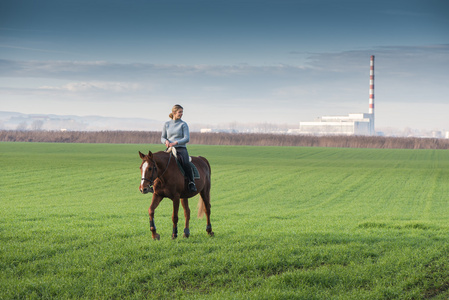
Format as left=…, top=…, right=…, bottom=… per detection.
left=296, top=56, right=376, bottom=136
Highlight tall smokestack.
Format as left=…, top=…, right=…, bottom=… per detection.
left=369, top=55, right=375, bottom=134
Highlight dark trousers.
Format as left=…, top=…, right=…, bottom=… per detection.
left=176, top=147, right=194, bottom=182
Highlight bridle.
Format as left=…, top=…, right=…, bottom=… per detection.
left=141, top=160, right=157, bottom=186
left=141, top=152, right=172, bottom=187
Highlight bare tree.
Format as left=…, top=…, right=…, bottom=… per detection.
left=31, top=120, right=44, bottom=131
left=16, top=122, right=28, bottom=131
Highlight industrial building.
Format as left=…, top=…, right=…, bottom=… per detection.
left=297, top=55, right=376, bottom=136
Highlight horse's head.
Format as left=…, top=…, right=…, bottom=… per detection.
left=139, top=151, right=157, bottom=194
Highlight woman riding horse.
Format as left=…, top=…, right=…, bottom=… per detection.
left=139, top=104, right=213, bottom=240
left=161, top=104, right=197, bottom=192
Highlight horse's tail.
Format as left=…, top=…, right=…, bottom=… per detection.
left=197, top=196, right=206, bottom=219
left=197, top=156, right=211, bottom=219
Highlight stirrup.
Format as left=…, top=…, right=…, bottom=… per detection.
left=188, top=182, right=197, bottom=192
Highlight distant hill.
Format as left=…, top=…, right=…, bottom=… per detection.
left=0, top=111, right=161, bottom=131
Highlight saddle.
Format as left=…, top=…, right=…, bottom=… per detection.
left=165, top=147, right=200, bottom=179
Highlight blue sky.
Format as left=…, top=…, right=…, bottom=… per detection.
left=1, top=0, right=448, bottom=131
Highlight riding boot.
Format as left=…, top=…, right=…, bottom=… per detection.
left=188, top=170, right=197, bottom=192
left=177, top=147, right=196, bottom=192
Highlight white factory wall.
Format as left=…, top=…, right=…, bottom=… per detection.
left=299, top=113, right=374, bottom=136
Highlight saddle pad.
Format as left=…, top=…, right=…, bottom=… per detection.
left=176, top=160, right=200, bottom=179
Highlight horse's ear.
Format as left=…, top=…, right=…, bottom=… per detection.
left=139, top=151, right=145, bottom=159
left=147, top=151, right=153, bottom=158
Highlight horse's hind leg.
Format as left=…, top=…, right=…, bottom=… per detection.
left=200, top=187, right=214, bottom=237
left=172, top=197, right=180, bottom=239
left=181, top=198, right=190, bottom=237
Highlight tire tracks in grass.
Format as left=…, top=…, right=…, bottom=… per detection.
left=360, top=168, right=447, bottom=226
left=422, top=169, right=449, bottom=222
left=294, top=168, right=380, bottom=216
left=355, top=166, right=449, bottom=233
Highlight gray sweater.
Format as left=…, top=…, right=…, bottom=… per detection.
left=161, top=119, right=190, bottom=147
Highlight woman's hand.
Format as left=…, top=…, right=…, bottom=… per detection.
left=166, top=140, right=178, bottom=147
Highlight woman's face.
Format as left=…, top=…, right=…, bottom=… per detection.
left=173, top=109, right=183, bottom=120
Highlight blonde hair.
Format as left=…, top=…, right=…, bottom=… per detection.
left=169, top=104, right=183, bottom=119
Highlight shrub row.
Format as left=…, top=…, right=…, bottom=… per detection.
left=1, top=130, right=449, bottom=149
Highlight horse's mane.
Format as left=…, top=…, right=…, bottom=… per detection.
left=165, top=146, right=192, bottom=162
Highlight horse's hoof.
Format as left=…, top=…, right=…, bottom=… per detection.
left=183, top=228, right=190, bottom=238
left=183, top=233, right=190, bottom=238
left=152, top=233, right=160, bottom=240
left=208, top=231, right=214, bottom=237
left=172, top=234, right=178, bottom=240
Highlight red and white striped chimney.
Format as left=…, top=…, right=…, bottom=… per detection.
left=369, top=55, right=375, bottom=135
left=369, top=55, right=374, bottom=115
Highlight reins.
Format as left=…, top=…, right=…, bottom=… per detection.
left=158, top=152, right=172, bottom=179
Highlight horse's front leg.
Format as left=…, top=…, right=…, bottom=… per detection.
left=181, top=198, right=190, bottom=238
left=172, top=197, right=180, bottom=239
left=149, top=195, right=162, bottom=240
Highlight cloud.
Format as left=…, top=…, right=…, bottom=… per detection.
left=0, top=44, right=82, bottom=56
left=0, top=59, right=113, bottom=80
left=0, top=58, right=309, bottom=80
left=2, top=45, right=447, bottom=91
left=305, top=45, right=449, bottom=98
left=39, top=81, right=142, bottom=93
left=2, top=44, right=448, bottom=111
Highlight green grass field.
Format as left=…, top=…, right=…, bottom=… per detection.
left=1, top=142, right=449, bottom=299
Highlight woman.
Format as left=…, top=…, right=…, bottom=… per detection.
left=161, top=104, right=197, bottom=192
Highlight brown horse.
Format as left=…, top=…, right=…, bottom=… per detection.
left=139, top=150, right=213, bottom=240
